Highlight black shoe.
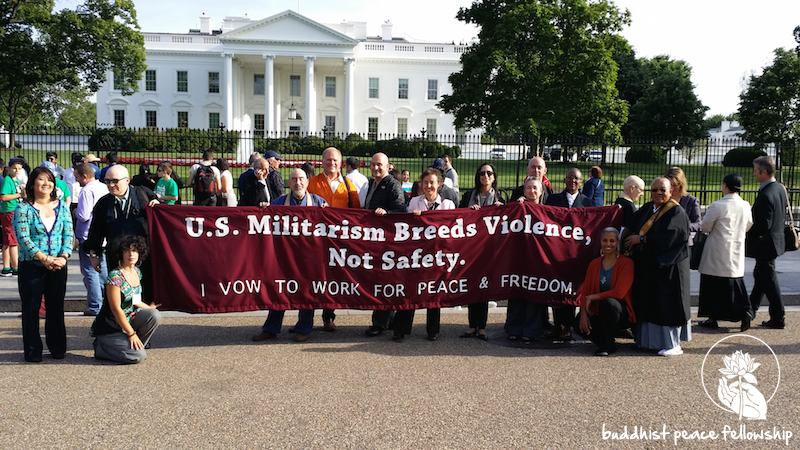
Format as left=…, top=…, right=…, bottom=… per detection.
left=427, top=333, right=439, bottom=341
left=365, top=327, right=384, bottom=337
left=476, top=332, right=488, bottom=342
left=252, top=331, right=278, bottom=342
left=699, top=318, right=719, bottom=329
left=740, top=317, right=751, bottom=332
left=51, top=353, right=65, bottom=360
left=392, top=333, right=405, bottom=342
left=761, top=320, right=785, bottom=329
left=594, top=350, right=610, bottom=357
left=25, top=355, right=42, bottom=363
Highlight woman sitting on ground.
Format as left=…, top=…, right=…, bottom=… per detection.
left=578, top=227, right=636, bottom=356
left=91, top=235, right=162, bottom=364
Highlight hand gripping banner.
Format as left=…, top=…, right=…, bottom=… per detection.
left=148, top=203, right=622, bottom=313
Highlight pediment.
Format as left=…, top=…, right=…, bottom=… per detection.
left=205, top=102, right=224, bottom=109
left=395, top=106, right=414, bottom=116
left=140, top=99, right=162, bottom=107
left=107, top=98, right=129, bottom=106
left=220, top=10, right=356, bottom=46
left=423, top=107, right=442, bottom=116
left=363, top=106, right=385, bottom=115
left=171, top=100, right=193, bottom=108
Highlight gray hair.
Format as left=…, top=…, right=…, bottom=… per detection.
left=249, top=152, right=263, bottom=167
left=623, top=175, right=644, bottom=191
left=753, top=155, right=775, bottom=176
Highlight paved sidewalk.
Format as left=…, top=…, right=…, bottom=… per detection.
left=0, top=311, right=798, bottom=448
left=1, top=251, right=799, bottom=311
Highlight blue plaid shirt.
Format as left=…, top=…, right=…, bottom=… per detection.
left=13, top=201, right=74, bottom=261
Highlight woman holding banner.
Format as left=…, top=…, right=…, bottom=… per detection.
left=392, top=168, right=455, bottom=342
left=578, top=228, right=635, bottom=356
left=503, top=176, right=549, bottom=343
left=624, top=177, right=691, bottom=357
left=458, top=163, right=504, bottom=341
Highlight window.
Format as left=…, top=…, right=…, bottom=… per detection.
left=113, top=71, right=124, bottom=90
left=209, top=112, right=220, bottom=129
left=427, top=79, right=438, bottom=100
left=368, top=78, right=379, bottom=99
left=289, top=75, right=300, bottom=97
left=208, top=72, right=220, bottom=93
left=145, top=110, right=157, bottom=128
left=176, top=71, right=188, bottom=92
left=177, top=111, right=188, bottom=128
left=254, top=74, right=264, bottom=96
left=325, top=76, right=336, bottom=97
left=113, top=109, right=125, bottom=127
left=289, top=125, right=301, bottom=136
left=397, top=117, right=408, bottom=136
left=426, top=118, right=437, bottom=139
left=398, top=78, right=408, bottom=99
left=368, top=117, right=379, bottom=140
left=145, top=70, right=157, bottom=92
left=254, top=114, right=265, bottom=132
left=324, top=115, right=336, bottom=136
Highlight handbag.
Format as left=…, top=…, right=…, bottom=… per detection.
left=784, top=185, right=799, bottom=252
left=690, top=232, right=707, bottom=270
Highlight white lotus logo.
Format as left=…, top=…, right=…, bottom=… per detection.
left=717, top=350, right=767, bottom=420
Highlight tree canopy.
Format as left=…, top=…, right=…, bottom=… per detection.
left=0, top=0, right=145, bottom=142
left=738, top=47, right=800, bottom=146
left=439, top=0, right=630, bottom=141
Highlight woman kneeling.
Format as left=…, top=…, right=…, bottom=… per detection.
left=578, top=228, right=636, bottom=356
left=91, top=235, right=161, bottom=364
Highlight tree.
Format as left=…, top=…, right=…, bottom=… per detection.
left=54, top=87, right=97, bottom=130
left=702, top=113, right=739, bottom=132
left=0, top=0, right=145, bottom=147
left=439, top=0, right=630, bottom=141
left=739, top=47, right=800, bottom=164
left=624, top=56, right=708, bottom=148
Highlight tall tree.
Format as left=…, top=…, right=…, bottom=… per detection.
left=738, top=47, right=800, bottom=163
left=439, top=0, right=630, bottom=141
left=0, top=0, right=145, bottom=146
left=624, top=56, right=708, bottom=145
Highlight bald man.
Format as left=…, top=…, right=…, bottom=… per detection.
left=83, top=164, right=159, bottom=301
left=510, top=157, right=553, bottom=204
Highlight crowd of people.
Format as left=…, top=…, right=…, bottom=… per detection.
left=0, top=147, right=792, bottom=363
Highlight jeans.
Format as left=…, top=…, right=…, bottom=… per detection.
left=79, top=250, right=108, bottom=314
left=262, top=310, right=314, bottom=335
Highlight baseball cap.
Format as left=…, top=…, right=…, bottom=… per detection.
left=264, top=150, right=282, bottom=160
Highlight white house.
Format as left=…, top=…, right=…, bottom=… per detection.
left=96, top=10, right=469, bottom=141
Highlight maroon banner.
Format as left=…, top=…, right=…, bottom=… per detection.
left=148, top=203, right=621, bottom=313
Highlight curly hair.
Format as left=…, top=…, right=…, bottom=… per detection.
left=110, top=235, right=149, bottom=268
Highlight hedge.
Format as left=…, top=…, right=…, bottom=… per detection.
left=254, top=134, right=462, bottom=158
left=625, top=145, right=666, bottom=164
left=88, top=128, right=240, bottom=154
left=722, top=146, right=767, bottom=167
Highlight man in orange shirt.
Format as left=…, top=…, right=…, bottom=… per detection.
left=307, top=146, right=361, bottom=331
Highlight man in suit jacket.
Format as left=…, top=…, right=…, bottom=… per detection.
left=511, top=156, right=553, bottom=204
left=239, top=158, right=271, bottom=207
left=83, top=165, right=159, bottom=301
left=545, top=167, right=592, bottom=340
left=364, top=152, right=406, bottom=337
left=747, top=156, right=788, bottom=329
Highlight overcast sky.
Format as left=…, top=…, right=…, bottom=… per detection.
left=57, top=0, right=800, bottom=116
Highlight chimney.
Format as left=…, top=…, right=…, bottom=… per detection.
left=381, top=20, right=393, bottom=41
left=200, top=12, right=212, bottom=34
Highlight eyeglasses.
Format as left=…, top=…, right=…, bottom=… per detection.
left=104, top=177, right=128, bottom=186
left=566, top=176, right=581, bottom=181
left=479, top=171, right=494, bottom=177
left=651, top=188, right=667, bottom=193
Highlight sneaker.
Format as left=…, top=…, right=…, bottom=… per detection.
left=0, top=267, right=12, bottom=277
left=11, top=267, right=18, bottom=276
left=251, top=331, right=277, bottom=342
left=657, top=346, right=684, bottom=357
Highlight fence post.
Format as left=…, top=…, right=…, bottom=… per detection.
left=700, top=138, right=710, bottom=206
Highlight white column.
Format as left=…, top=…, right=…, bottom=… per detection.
left=223, top=53, right=233, bottom=129
left=305, top=56, right=316, bottom=133
left=263, top=54, right=275, bottom=135
left=344, top=58, right=355, bottom=134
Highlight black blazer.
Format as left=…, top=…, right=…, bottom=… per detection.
left=439, top=184, right=459, bottom=205
left=82, top=185, right=157, bottom=257
left=545, top=190, right=592, bottom=208
left=240, top=180, right=271, bottom=207
left=365, top=176, right=406, bottom=213
left=746, top=181, right=787, bottom=260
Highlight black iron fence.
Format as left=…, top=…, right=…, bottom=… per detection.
left=1, top=127, right=798, bottom=209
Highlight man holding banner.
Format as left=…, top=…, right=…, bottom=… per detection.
left=363, top=152, right=406, bottom=337
left=252, top=168, right=328, bottom=342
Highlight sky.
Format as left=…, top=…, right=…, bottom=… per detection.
left=56, top=0, right=800, bottom=116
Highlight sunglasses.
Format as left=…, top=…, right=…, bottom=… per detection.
left=104, top=177, right=129, bottom=186
left=651, top=188, right=667, bottom=193
left=479, top=171, right=494, bottom=177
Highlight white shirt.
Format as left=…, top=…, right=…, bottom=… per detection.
left=407, top=194, right=455, bottom=212
left=566, top=191, right=576, bottom=207
left=346, top=169, right=369, bottom=207
left=76, top=179, right=109, bottom=242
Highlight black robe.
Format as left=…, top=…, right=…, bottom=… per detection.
left=631, top=201, right=691, bottom=327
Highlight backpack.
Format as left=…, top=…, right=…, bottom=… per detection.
left=193, top=164, right=218, bottom=196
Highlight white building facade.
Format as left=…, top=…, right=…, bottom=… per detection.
left=96, top=10, right=469, bottom=139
